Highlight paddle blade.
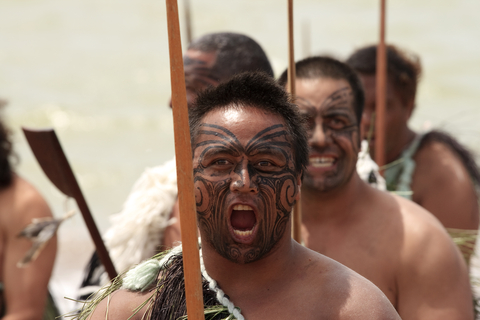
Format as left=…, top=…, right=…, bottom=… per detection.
left=22, top=127, right=75, bottom=197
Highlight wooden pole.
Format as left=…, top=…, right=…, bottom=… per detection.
left=287, top=0, right=302, bottom=243
left=165, top=1, right=204, bottom=319
left=375, top=0, right=387, bottom=171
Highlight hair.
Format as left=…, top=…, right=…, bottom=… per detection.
left=190, top=71, right=308, bottom=176
left=346, top=44, right=422, bottom=106
left=150, top=254, right=228, bottom=320
left=278, top=56, right=365, bottom=124
left=0, top=102, right=14, bottom=189
left=188, top=32, right=274, bottom=81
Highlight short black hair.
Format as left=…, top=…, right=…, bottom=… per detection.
left=190, top=71, right=308, bottom=175
left=0, top=101, right=14, bottom=188
left=346, top=44, right=421, bottom=106
left=278, top=56, right=365, bottom=123
left=188, top=32, right=274, bottom=81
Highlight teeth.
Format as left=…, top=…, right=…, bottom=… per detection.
left=233, top=229, right=253, bottom=236
left=309, top=157, right=335, bottom=168
left=233, top=204, right=253, bottom=211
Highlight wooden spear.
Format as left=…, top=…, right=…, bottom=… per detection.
left=375, top=0, right=387, bottom=172
left=287, top=0, right=302, bottom=243
left=22, top=127, right=117, bottom=280
left=165, top=0, right=204, bottom=319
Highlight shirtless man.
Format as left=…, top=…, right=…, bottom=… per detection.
left=346, top=45, right=480, bottom=262
left=278, top=57, right=473, bottom=319
left=0, top=102, right=57, bottom=319
left=82, top=72, right=399, bottom=320
left=78, top=32, right=274, bottom=300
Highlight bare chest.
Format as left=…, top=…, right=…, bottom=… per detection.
left=302, top=225, right=399, bottom=306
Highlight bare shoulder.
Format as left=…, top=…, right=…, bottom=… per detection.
left=391, top=194, right=459, bottom=252
left=300, top=247, right=400, bottom=319
left=413, top=139, right=473, bottom=191
left=389, top=195, right=473, bottom=318
left=88, top=289, right=154, bottom=320
left=411, top=139, right=479, bottom=229
left=0, top=175, right=52, bottom=232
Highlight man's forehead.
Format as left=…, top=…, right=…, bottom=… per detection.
left=296, top=77, right=354, bottom=110
left=184, top=49, right=217, bottom=67
left=198, top=106, right=287, bottom=141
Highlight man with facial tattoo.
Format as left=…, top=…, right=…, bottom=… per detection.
left=80, top=72, right=400, bottom=320
left=278, top=56, right=474, bottom=320
left=78, top=32, right=275, bottom=302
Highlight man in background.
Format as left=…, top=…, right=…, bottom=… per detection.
left=278, top=56, right=473, bottom=319
left=0, top=99, right=58, bottom=319
left=78, top=32, right=274, bottom=300
left=347, top=45, right=479, bottom=263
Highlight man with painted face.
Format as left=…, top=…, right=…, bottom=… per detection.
left=78, top=32, right=274, bottom=301
left=80, top=72, right=400, bottom=320
left=278, top=57, right=474, bottom=320
left=346, top=45, right=479, bottom=263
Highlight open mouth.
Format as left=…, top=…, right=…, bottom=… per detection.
left=230, top=204, right=257, bottom=241
left=309, top=156, right=336, bottom=168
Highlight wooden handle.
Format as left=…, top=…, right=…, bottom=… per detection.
left=287, top=0, right=302, bottom=243
left=22, top=127, right=118, bottom=280
left=165, top=1, right=205, bottom=319
left=375, top=0, right=387, bottom=171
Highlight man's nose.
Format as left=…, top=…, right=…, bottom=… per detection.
left=310, top=122, right=330, bottom=147
left=230, top=165, right=258, bottom=194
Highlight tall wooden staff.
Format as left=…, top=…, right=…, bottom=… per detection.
left=165, top=1, right=205, bottom=319
left=287, top=0, right=302, bottom=243
left=375, top=0, right=387, bottom=171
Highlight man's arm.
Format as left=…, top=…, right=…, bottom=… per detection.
left=397, top=200, right=474, bottom=320
left=412, top=140, right=479, bottom=230
left=2, top=177, right=57, bottom=320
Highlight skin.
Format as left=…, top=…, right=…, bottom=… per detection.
left=297, top=77, right=474, bottom=320
left=0, top=175, right=57, bottom=320
left=89, top=106, right=400, bottom=320
left=361, top=74, right=479, bottom=233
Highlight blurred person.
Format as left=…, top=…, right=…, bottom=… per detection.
left=346, top=45, right=480, bottom=263
left=278, top=56, right=474, bottom=319
left=0, top=100, right=58, bottom=319
left=78, top=32, right=274, bottom=301
left=76, top=72, right=400, bottom=320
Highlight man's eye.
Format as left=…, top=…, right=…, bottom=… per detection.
left=257, top=161, right=272, bottom=167
left=327, top=118, right=346, bottom=130
left=213, top=159, right=230, bottom=166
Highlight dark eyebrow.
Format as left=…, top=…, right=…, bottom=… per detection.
left=201, top=146, right=240, bottom=160
left=249, top=145, right=288, bottom=160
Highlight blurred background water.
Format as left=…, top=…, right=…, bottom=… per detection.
left=1, top=0, right=479, bottom=313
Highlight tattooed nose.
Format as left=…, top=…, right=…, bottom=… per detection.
left=231, top=172, right=258, bottom=194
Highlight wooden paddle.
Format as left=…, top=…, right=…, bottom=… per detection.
left=165, top=0, right=204, bottom=319
left=375, top=0, right=387, bottom=172
left=287, top=0, right=302, bottom=243
left=22, top=127, right=117, bottom=280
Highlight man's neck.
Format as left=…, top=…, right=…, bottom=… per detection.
left=201, top=233, right=298, bottom=298
left=301, top=173, right=366, bottom=225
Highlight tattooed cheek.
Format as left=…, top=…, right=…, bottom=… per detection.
left=194, top=180, right=210, bottom=214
